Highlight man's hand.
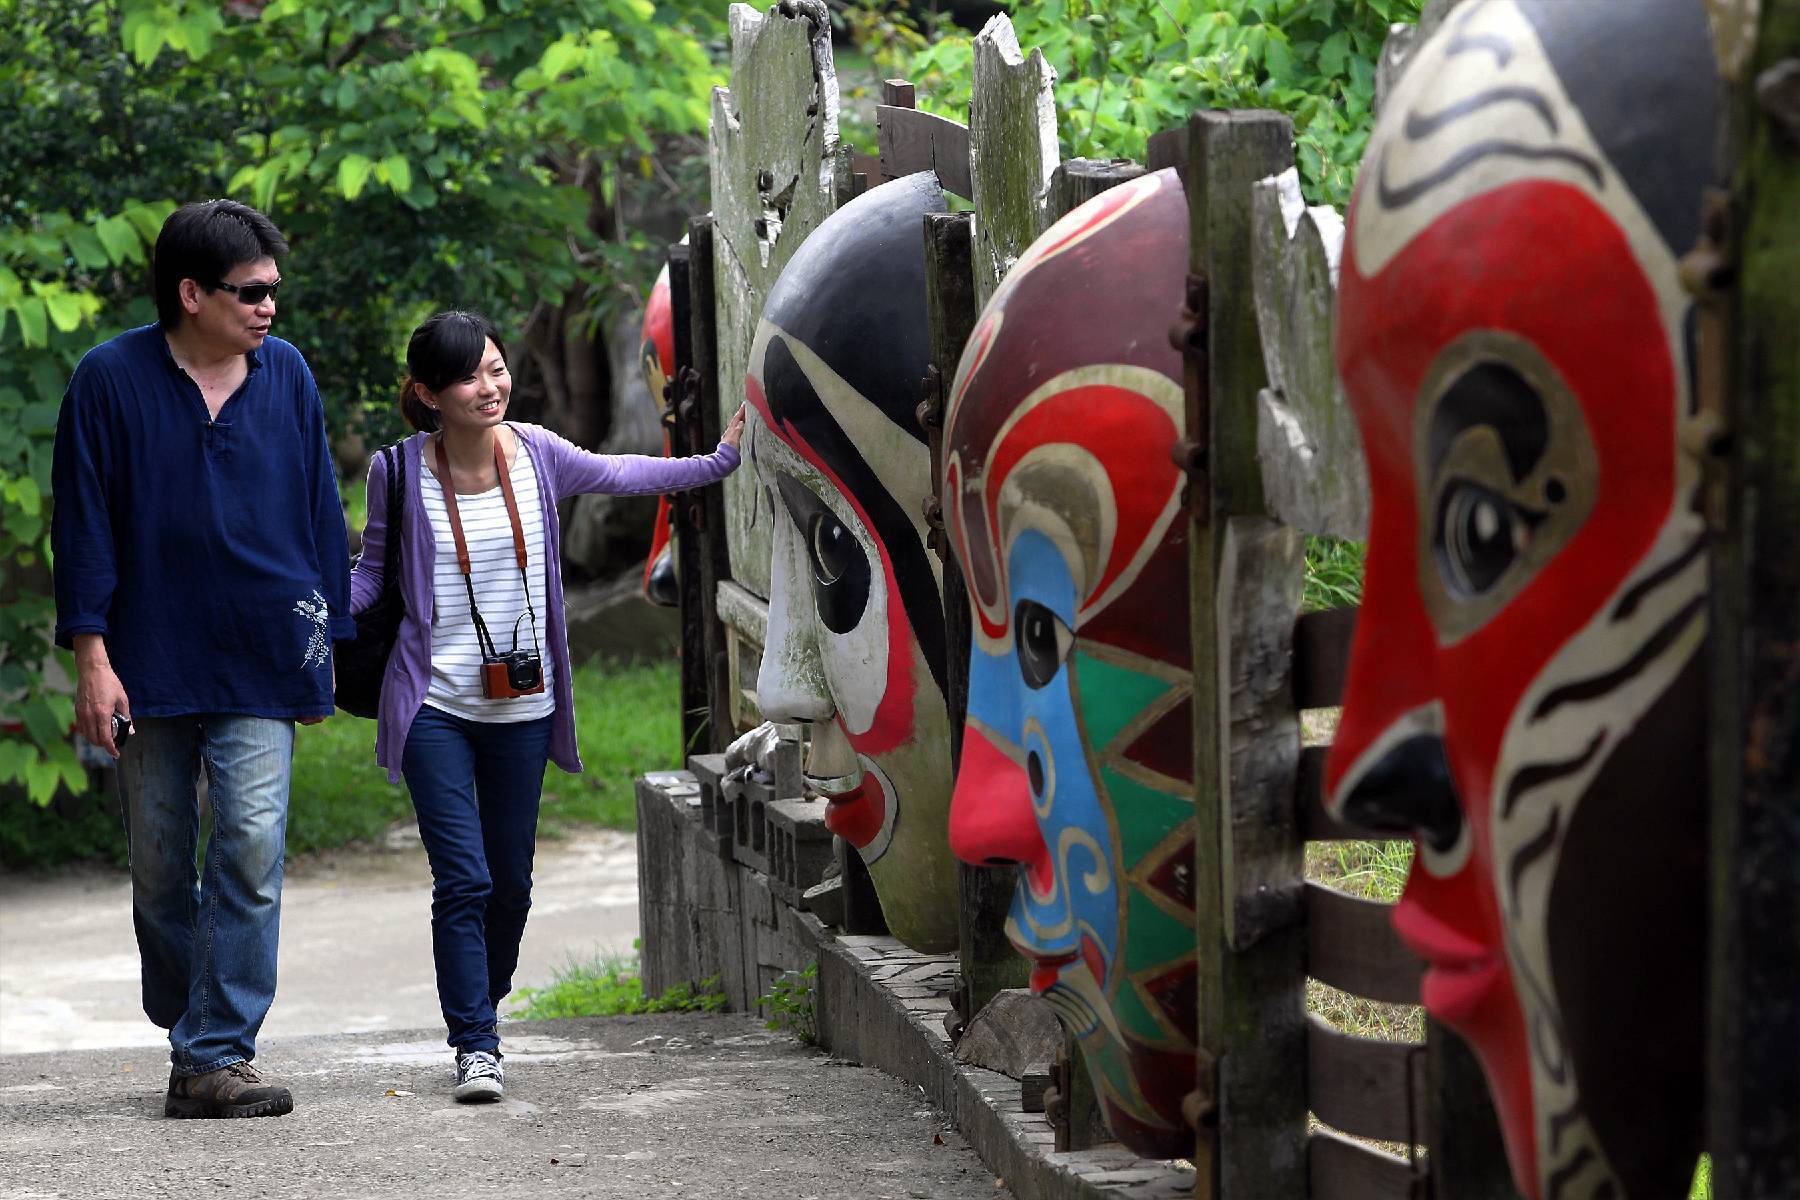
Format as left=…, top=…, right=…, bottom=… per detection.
left=722, top=404, right=747, bottom=449
left=72, top=634, right=130, bottom=758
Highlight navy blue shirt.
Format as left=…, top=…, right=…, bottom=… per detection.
left=52, top=323, right=354, bottom=719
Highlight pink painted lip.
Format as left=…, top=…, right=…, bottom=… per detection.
left=1019, top=950, right=1077, bottom=995
left=1392, top=897, right=1500, bottom=1023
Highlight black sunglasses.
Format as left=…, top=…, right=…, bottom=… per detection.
left=213, top=279, right=281, bottom=305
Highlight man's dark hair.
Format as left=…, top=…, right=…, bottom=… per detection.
left=152, top=200, right=289, bottom=327
left=400, top=311, right=507, bottom=433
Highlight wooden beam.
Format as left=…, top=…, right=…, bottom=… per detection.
left=1047, top=157, right=1146, bottom=222
left=686, top=217, right=733, bottom=754
left=1308, top=1129, right=1417, bottom=1200
left=1183, top=108, right=1308, bottom=1200
left=1305, top=882, right=1423, bottom=1006
left=1306, top=1014, right=1421, bottom=1145
left=877, top=106, right=974, bottom=198
left=1292, top=605, right=1358, bottom=710
left=1425, top=1017, right=1520, bottom=1199
left=968, top=14, right=1058, bottom=309
left=1709, top=2, right=1800, bottom=1191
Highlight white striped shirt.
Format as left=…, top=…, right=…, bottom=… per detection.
left=420, top=441, right=557, bottom=722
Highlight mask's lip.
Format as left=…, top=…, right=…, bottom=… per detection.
left=804, top=771, right=863, bottom=797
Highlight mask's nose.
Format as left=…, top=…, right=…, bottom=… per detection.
left=951, top=724, right=1052, bottom=893
left=1333, top=733, right=1464, bottom=855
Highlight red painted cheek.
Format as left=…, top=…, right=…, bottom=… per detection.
left=823, top=766, right=887, bottom=849
left=951, top=725, right=1052, bottom=896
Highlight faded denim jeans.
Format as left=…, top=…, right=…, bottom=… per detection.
left=117, top=715, right=293, bottom=1077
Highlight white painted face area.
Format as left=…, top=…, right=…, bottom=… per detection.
left=749, top=421, right=892, bottom=739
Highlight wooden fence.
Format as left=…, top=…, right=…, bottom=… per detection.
left=644, top=3, right=1799, bottom=1197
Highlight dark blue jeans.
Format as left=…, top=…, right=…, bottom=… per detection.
left=400, top=705, right=553, bottom=1054
left=117, top=715, right=293, bottom=1076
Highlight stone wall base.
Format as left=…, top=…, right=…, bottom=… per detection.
left=637, top=771, right=1194, bottom=1200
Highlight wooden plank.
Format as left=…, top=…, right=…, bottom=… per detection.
left=1425, top=1017, right=1520, bottom=1198
left=1308, top=1129, right=1417, bottom=1200
left=1710, top=4, right=1800, bottom=1191
left=1297, top=746, right=1399, bottom=843
left=709, top=1, right=841, bottom=601
left=686, top=217, right=735, bottom=753
left=881, top=78, right=915, bottom=108
left=877, top=105, right=974, bottom=198
left=1183, top=109, right=1307, bottom=1200
left=1292, top=605, right=1358, bottom=710
left=1047, top=157, right=1146, bottom=222
left=1250, top=168, right=1369, bottom=540
left=1306, top=1014, right=1422, bottom=1145
left=968, top=14, right=1059, bottom=309
left=1306, top=881, right=1423, bottom=1006
left=667, top=242, right=710, bottom=757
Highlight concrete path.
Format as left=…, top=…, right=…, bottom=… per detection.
left=0, top=826, right=641, bottom=1056
left=0, top=1014, right=1002, bottom=1199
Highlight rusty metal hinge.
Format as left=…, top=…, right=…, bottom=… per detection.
left=1677, top=189, right=1737, bottom=535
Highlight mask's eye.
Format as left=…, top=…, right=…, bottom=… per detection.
left=1436, top=480, right=1526, bottom=597
left=1015, top=600, right=1073, bottom=689
left=775, top=472, right=871, bottom=636
left=810, top=512, right=856, bottom=586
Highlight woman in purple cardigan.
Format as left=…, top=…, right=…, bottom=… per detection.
left=350, top=311, right=741, bottom=1102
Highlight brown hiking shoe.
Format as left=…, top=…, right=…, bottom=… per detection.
left=164, top=1061, right=293, bottom=1119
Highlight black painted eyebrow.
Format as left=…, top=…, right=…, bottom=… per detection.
left=1405, top=86, right=1559, bottom=140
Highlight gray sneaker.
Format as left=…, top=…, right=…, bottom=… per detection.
left=453, top=1050, right=503, bottom=1102
left=164, top=1061, right=293, bottom=1119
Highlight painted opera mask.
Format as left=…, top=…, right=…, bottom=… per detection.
left=745, top=172, right=959, bottom=953
left=638, top=260, right=678, bottom=606
left=1325, top=3, right=1716, bottom=1196
left=944, top=169, right=1196, bottom=1157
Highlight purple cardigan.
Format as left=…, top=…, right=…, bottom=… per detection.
left=349, top=423, right=739, bottom=783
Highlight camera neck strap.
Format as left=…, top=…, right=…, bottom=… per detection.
left=433, top=434, right=539, bottom=662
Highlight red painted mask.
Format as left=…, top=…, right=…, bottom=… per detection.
left=1326, top=3, right=1716, bottom=1196
left=639, top=260, right=677, bottom=606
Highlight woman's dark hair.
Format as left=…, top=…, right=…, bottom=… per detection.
left=152, top=200, right=289, bottom=327
left=399, top=310, right=506, bottom=433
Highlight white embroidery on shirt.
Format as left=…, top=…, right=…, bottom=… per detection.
left=294, top=589, right=330, bottom=670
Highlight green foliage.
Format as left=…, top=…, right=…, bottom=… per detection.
left=0, top=0, right=720, bottom=807
left=508, top=946, right=725, bottom=1019
left=761, top=960, right=819, bottom=1045
left=1302, top=534, right=1365, bottom=612
left=899, top=0, right=1422, bottom=207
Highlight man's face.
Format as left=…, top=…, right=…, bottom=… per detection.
left=1324, top=3, right=1713, bottom=1196
left=187, top=256, right=278, bottom=355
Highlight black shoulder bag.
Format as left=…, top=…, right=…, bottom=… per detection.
left=334, top=443, right=407, bottom=718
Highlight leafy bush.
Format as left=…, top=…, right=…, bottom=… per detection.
left=898, top=0, right=1423, bottom=207
left=0, top=0, right=722, bottom=811
left=762, top=961, right=819, bottom=1045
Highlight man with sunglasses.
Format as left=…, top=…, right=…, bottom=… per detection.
left=51, top=199, right=352, bottom=1119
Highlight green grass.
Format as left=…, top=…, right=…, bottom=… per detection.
left=1303, top=534, right=1365, bottom=612
left=286, top=657, right=680, bottom=856
left=505, top=946, right=723, bottom=1019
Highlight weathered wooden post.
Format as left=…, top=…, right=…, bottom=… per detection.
left=1707, top=1, right=1800, bottom=1192
left=968, top=15, right=1058, bottom=310
left=1177, top=109, right=1309, bottom=1199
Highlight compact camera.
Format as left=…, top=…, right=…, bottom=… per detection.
left=481, top=649, right=545, bottom=699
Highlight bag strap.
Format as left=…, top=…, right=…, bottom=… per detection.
left=432, top=434, right=536, bottom=661
left=381, top=445, right=404, bottom=582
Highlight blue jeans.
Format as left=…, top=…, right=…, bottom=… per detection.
left=116, top=715, right=293, bottom=1077
left=400, top=705, right=552, bottom=1054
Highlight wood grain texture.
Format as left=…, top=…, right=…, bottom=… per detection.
left=686, top=219, right=736, bottom=753
left=709, top=2, right=841, bottom=601
left=1305, top=882, right=1423, bottom=1006
left=1306, top=1014, right=1422, bottom=1145
left=1047, top=157, right=1146, bottom=222
left=1250, top=168, right=1369, bottom=539
left=1710, top=3, right=1800, bottom=1190
left=1184, top=109, right=1308, bottom=1199
left=878, top=106, right=973, bottom=198
left=1292, top=605, right=1358, bottom=710
left=968, top=14, right=1059, bottom=310
left=1308, top=1128, right=1417, bottom=1200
